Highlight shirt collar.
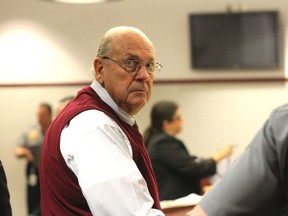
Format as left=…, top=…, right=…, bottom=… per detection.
left=90, top=80, right=135, bottom=126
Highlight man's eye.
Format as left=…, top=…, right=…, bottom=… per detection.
left=125, top=60, right=138, bottom=67
left=146, top=62, right=155, bottom=70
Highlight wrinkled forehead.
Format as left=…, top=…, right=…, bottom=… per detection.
left=112, top=32, right=155, bottom=60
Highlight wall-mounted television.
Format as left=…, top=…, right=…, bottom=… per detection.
left=189, top=11, right=280, bottom=70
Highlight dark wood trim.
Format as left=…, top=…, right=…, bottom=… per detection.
left=0, top=82, right=90, bottom=87
left=0, top=77, right=287, bottom=87
left=154, top=77, right=287, bottom=84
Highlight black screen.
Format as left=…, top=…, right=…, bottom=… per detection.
left=189, top=11, right=280, bottom=70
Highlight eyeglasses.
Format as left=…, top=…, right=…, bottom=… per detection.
left=102, top=56, right=163, bottom=74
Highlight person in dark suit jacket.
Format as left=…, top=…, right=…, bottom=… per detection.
left=144, top=101, right=233, bottom=200
left=0, top=160, right=12, bottom=216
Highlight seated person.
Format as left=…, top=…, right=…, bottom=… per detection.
left=144, top=101, right=233, bottom=200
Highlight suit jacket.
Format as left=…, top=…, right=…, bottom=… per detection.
left=147, top=132, right=216, bottom=200
left=0, top=160, right=12, bottom=216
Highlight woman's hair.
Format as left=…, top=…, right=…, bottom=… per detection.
left=144, top=101, right=178, bottom=146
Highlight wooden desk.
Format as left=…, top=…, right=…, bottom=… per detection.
left=162, top=205, right=195, bottom=216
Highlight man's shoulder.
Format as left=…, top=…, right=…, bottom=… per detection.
left=269, top=103, right=288, bottom=123
left=148, top=133, right=180, bottom=148
left=273, top=103, right=288, bottom=112
left=20, top=124, right=40, bottom=136
left=70, top=109, right=118, bottom=131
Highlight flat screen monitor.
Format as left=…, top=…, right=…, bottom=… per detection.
left=189, top=11, right=280, bottom=70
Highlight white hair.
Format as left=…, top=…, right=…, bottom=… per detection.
left=96, top=26, right=153, bottom=58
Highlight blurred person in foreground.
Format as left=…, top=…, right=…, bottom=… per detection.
left=40, top=26, right=165, bottom=215
left=15, top=103, right=52, bottom=216
left=189, top=104, right=288, bottom=216
left=0, top=160, right=12, bottom=216
left=144, top=101, right=233, bottom=201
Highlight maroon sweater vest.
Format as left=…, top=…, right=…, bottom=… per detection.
left=40, top=86, right=161, bottom=215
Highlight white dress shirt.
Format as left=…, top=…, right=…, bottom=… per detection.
left=60, top=80, right=164, bottom=216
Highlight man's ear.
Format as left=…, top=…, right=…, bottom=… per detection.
left=94, top=58, right=104, bottom=84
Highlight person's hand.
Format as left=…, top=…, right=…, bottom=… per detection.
left=187, top=205, right=209, bottom=216
left=24, top=148, right=34, bottom=161
left=15, top=147, right=34, bottom=161
left=211, top=144, right=233, bottom=163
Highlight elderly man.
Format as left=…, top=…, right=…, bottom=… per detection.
left=40, top=26, right=164, bottom=215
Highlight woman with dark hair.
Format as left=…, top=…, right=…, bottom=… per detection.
left=144, top=101, right=233, bottom=201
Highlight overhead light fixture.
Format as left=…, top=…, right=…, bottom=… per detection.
left=42, top=0, right=121, bottom=4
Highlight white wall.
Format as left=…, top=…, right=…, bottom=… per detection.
left=1, top=0, right=288, bottom=215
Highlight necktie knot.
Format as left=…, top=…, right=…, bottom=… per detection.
left=133, top=122, right=139, bottom=131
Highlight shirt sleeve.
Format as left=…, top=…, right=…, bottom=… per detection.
left=154, top=137, right=216, bottom=178
left=60, top=110, right=164, bottom=216
left=199, top=105, right=288, bottom=216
